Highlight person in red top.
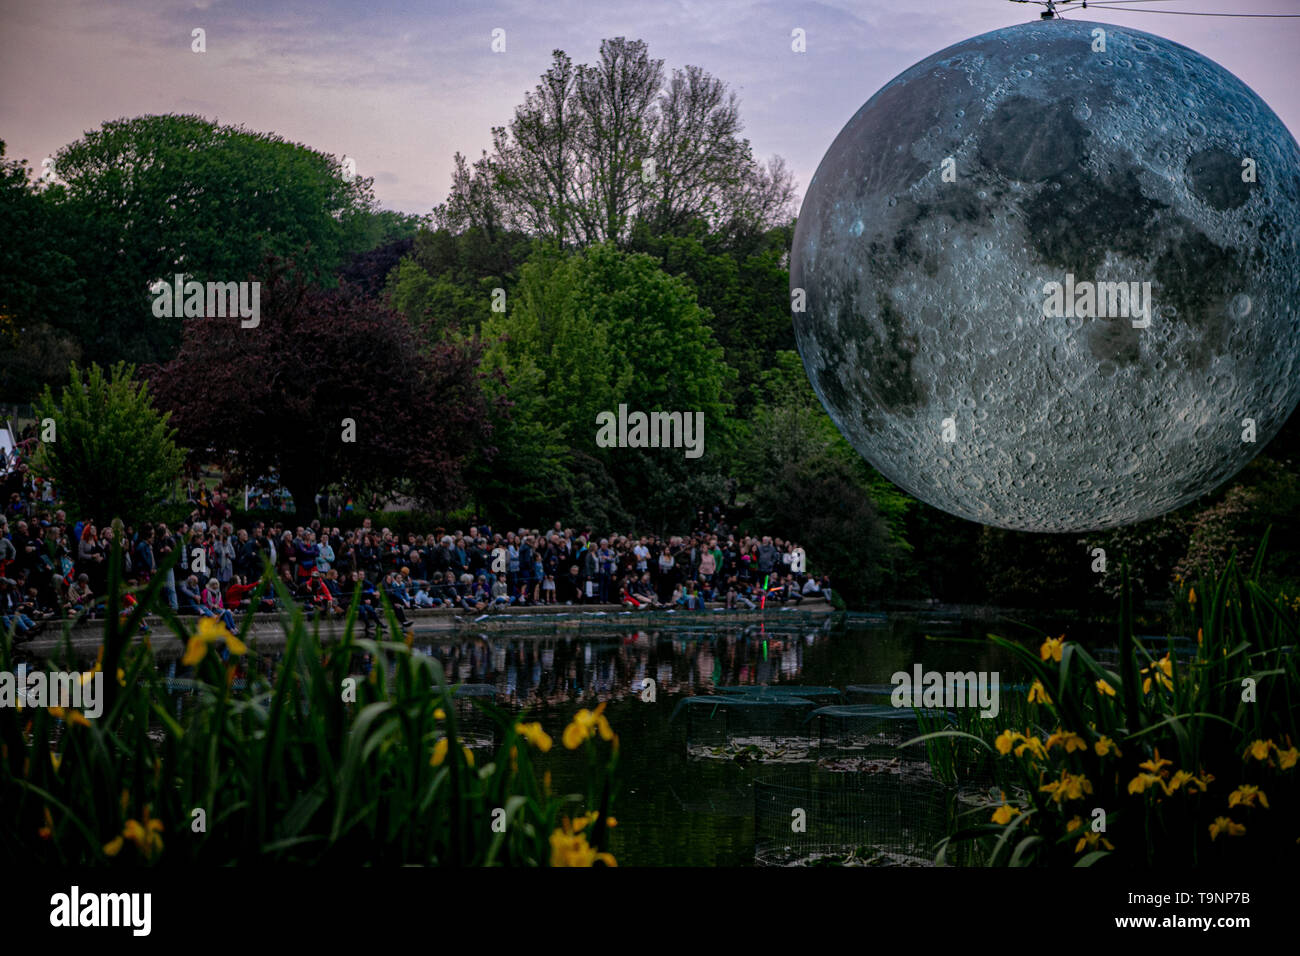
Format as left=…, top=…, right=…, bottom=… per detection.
left=304, top=569, right=339, bottom=617
left=224, top=574, right=261, bottom=611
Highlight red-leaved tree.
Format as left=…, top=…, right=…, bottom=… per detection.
left=148, top=258, right=494, bottom=520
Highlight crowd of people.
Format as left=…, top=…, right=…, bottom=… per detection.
left=1, top=447, right=830, bottom=641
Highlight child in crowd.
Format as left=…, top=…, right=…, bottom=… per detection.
left=64, top=573, right=95, bottom=619
left=491, top=572, right=510, bottom=606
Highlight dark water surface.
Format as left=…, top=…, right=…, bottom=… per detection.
left=151, top=610, right=1115, bottom=865
left=409, top=611, right=1045, bottom=866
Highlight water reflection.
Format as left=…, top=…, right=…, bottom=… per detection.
left=152, top=613, right=1046, bottom=866
left=403, top=622, right=834, bottom=710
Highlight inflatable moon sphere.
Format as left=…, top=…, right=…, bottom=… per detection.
left=791, top=19, right=1300, bottom=532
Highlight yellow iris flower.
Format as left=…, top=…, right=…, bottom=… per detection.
left=1014, top=734, right=1047, bottom=761
left=563, top=702, right=614, bottom=750
left=1208, top=816, right=1245, bottom=841
left=991, top=804, right=1019, bottom=825
left=48, top=707, right=91, bottom=728
left=1245, top=739, right=1274, bottom=762
left=182, top=616, right=247, bottom=666
left=1165, top=769, right=1196, bottom=794
left=1040, top=636, right=1064, bottom=663
left=1127, top=773, right=1162, bottom=795
left=1039, top=771, right=1092, bottom=803
left=1139, top=750, right=1172, bottom=774
left=1141, top=655, right=1173, bottom=694
left=1046, top=728, right=1087, bottom=754
left=515, top=721, right=553, bottom=753
left=1028, top=680, right=1052, bottom=705
left=1228, top=785, right=1268, bottom=809
left=1094, top=735, right=1117, bottom=757
left=1066, top=813, right=1113, bottom=852
left=991, top=792, right=1020, bottom=824
left=105, top=807, right=164, bottom=859
left=1095, top=679, right=1116, bottom=697
left=1278, top=745, right=1298, bottom=770
left=994, top=730, right=1022, bottom=755
left=1075, top=830, right=1115, bottom=854
left=429, top=738, right=475, bottom=767
left=549, top=816, right=616, bottom=867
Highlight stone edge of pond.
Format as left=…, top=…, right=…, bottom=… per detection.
left=14, top=598, right=838, bottom=661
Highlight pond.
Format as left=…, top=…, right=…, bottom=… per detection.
left=148, top=609, right=1125, bottom=865
left=414, top=611, right=1052, bottom=866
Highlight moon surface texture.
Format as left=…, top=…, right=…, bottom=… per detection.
left=791, top=19, right=1300, bottom=532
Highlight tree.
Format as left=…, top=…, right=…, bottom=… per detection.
left=0, top=141, right=85, bottom=401
left=334, top=209, right=425, bottom=298
left=447, top=38, right=795, bottom=248
left=741, top=350, right=908, bottom=601
left=750, top=453, right=892, bottom=605
left=47, top=114, right=379, bottom=365
left=386, top=225, right=535, bottom=338
left=148, top=259, right=493, bottom=521
left=480, top=242, right=735, bottom=527
left=630, top=226, right=796, bottom=410
left=32, top=363, right=186, bottom=523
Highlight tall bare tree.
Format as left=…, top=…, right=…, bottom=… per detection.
left=438, top=38, right=795, bottom=246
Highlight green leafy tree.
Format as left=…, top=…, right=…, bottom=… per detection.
left=47, top=114, right=378, bottom=364
left=628, top=223, right=794, bottom=412
left=32, top=363, right=186, bottom=522
left=481, top=242, right=735, bottom=527
left=0, top=141, right=85, bottom=401
left=468, top=338, right=573, bottom=526
left=739, top=349, right=911, bottom=599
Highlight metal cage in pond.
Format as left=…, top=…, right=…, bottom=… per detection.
left=805, top=704, right=948, bottom=757
left=449, top=683, right=500, bottom=750
left=670, top=695, right=818, bottom=760
left=753, top=769, right=955, bottom=866
left=844, top=684, right=895, bottom=705
left=714, top=685, right=845, bottom=706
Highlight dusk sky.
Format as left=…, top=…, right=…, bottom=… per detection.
left=2, top=0, right=1298, bottom=215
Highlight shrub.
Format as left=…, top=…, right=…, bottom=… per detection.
left=920, top=531, right=1299, bottom=866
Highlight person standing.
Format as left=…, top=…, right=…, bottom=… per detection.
left=134, top=527, right=156, bottom=585
left=155, top=523, right=179, bottom=610
left=757, top=536, right=777, bottom=580
left=581, top=539, right=599, bottom=603
left=656, top=543, right=676, bottom=604
left=517, top=535, right=535, bottom=605
left=213, top=526, right=236, bottom=587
